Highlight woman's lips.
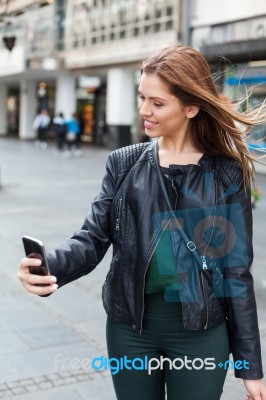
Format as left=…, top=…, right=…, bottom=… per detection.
left=144, top=120, right=159, bottom=129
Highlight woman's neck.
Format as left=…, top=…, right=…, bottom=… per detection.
left=157, top=137, right=204, bottom=167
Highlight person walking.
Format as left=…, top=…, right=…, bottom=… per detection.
left=52, top=112, right=67, bottom=154
left=18, top=45, right=266, bottom=400
left=66, top=113, right=82, bottom=156
left=33, top=109, right=50, bottom=148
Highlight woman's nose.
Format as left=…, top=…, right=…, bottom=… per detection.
left=139, top=101, right=152, bottom=117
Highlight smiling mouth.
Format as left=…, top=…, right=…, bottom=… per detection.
left=144, top=120, right=158, bottom=128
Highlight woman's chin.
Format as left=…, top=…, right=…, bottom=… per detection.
left=145, top=129, right=160, bottom=138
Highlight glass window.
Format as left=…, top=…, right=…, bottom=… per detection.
left=67, top=0, right=176, bottom=48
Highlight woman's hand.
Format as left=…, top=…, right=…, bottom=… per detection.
left=244, top=379, right=266, bottom=400
left=18, top=257, right=58, bottom=296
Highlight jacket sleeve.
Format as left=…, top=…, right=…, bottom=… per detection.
left=46, top=152, right=117, bottom=288
left=222, top=160, right=263, bottom=380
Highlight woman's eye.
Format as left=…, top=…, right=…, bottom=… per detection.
left=154, top=103, right=163, bottom=107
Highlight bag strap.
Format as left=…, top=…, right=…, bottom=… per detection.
left=154, top=151, right=229, bottom=318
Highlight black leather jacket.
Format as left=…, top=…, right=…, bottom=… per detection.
left=47, top=140, right=263, bottom=380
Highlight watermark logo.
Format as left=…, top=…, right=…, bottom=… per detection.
left=54, top=354, right=249, bottom=375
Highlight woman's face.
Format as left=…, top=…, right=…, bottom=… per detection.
left=138, top=73, right=195, bottom=139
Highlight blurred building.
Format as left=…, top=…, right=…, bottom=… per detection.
left=0, top=0, right=69, bottom=141
left=2, top=0, right=266, bottom=147
left=191, top=0, right=266, bottom=122
left=0, top=0, right=182, bottom=147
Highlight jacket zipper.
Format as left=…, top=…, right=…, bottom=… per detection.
left=200, top=269, right=209, bottom=329
left=170, top=177, right=178, bottom=209
left=140, top=177, right=177, bottom=334
left=172, top=175, right=210, bottom=329
left=201, top=255, right=208, bottom=269
left=201, top=266, right=228, bottom=321
left=139, top=218, right=170, bottom=334
left=115, top=197, right=122, bottom=236
left=199, top=175, right=218, bottom=329
left=148, top=175, right=209, bottom=331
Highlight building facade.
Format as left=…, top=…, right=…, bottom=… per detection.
left=2, top=0, right=265, bottom=146
left=0, top=0, right=182, bottom=147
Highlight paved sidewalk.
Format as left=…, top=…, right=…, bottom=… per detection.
left=0, top=137, right=265, bottom=400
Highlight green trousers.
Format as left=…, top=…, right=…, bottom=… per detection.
left=106, top=293, right=229, bottom=400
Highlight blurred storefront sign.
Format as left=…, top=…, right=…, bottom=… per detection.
left=79, top=75, right=101, bottom=89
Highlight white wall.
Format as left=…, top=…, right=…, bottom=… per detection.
left=0, top=85, right=7, bottom=135
left=106, top=68, right=135, bottom=126
left=191, top=0, right=266, bottom=27
left=55, top=73, right=76, bottom=120
left=19, top=81, right=37, bottom=140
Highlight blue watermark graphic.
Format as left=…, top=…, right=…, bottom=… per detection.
left=151, top=204, right=249, bottom=302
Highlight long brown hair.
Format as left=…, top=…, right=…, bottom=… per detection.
left=141, top=45, right=266, bottom=189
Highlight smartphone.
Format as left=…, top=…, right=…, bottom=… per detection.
left=22, top=235, right=50, bottom=286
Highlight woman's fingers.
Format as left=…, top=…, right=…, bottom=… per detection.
left=18, top=257, right=58, bottom=295
left=23, top=280, right=58, bottom=296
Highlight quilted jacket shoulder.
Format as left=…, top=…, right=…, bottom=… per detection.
left=215, top=155, right=244, bottom=189
left=110, top=142, right=150, bottom=181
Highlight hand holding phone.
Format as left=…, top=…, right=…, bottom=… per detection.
left=19, top=236, right=57, bottom=296
left=22, top=235, right=50, bottom=287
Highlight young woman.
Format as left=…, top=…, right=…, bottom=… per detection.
left=18, top=46, right=266, bottom=400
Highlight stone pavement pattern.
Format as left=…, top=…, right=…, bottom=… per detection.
left=0, top=138, right=265, bottom=400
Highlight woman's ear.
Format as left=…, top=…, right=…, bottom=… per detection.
left=186, top=105, right=200, bottom=119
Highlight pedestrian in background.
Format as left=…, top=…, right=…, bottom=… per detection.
left=66, top=113, right=82, bottom=156
left=52, top=112, right=67, bottom=154
left=33, top=109, right=50, bottom=149
left=18, top=45, right=266, bottom=400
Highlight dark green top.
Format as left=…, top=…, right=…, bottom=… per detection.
left=144, top=227, right=181, bottom=295
left=144, top=165, right=186, bottom=300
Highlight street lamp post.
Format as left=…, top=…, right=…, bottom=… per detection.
left=3, top=20, right=16, bottom=51
left=1, top=0, right=16, bottom=51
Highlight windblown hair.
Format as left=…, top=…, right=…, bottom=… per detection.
left=141, top=45, right=266, bottom=189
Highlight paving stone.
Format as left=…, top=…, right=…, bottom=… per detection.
left=17, top=325, right=81, bottom=350
left=0, top=390, right=12, bottom=398
left=39, top=382, right=53, bottom=390
left=11, top=387, right=28, bottom=395
left=76, top=375, right=89, bottom=382
left=0, top=342, right=96, bottom=383
left=20, top=379, right=35, bottom=386
left=26, top=385, right=39, bottom=392
left=52, top=379, right=65, bottom=387
left=32, top=376, right=48, bottom=384
left=6, top=386, right=86, bottom=400
left=46, top=373, right=60, bottom=381
left=72, top=378, right=116, bottom=400
left=6, top=381, right=20, bottom=389
left=62, top=377, right=77, bottom=385
left=88, top=372, right=102, bottom=380
left=71, top=369, right=85, bottom=376
left=58, top=371, right=72, bottom=378
left=0, top=331, right=29, bottom=355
